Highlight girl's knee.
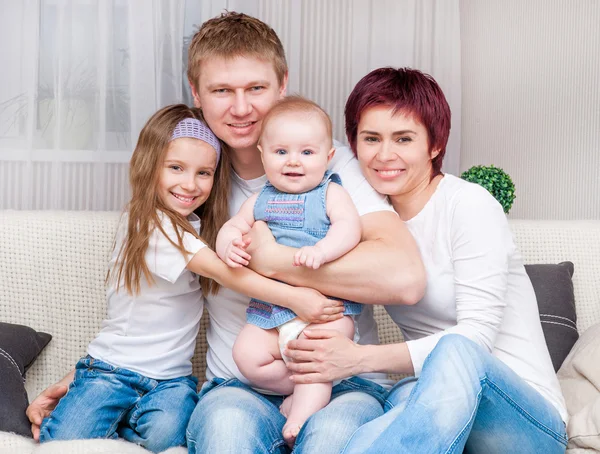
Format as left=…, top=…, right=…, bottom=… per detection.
left=39, top=416, right=114, bottom=443
left=141, top=418, right=187, bottom=453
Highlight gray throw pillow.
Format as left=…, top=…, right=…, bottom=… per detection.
left=524, top=261, right=577, bottom=372
left=0, top=322, right=52, bottom=437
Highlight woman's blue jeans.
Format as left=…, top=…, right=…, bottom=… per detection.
left=186, top=376, right=387, bottom=453
left=341, top=334, right=568, bottom=453
left=39, top=356, right=198, bottom=453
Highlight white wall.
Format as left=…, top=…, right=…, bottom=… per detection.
left=460, top=0, right=600, bottom=219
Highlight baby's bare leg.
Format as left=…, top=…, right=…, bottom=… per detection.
left=282, top=315, right=356, bottom=447
left=233, top=324, right=294, bottom=395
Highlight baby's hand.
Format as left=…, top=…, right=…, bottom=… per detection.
left=224, top=238, right=252, bottom=268
left=293, top=245, right=326, bottom=269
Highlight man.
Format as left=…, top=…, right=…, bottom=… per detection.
left=184, top=12, right=424, bottom=454
left=28, top=12, right=425, bottom=454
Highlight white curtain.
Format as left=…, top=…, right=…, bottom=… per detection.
left=0, top=0, right=185, bottom=210
left=0, top=0, right=460, bottom=211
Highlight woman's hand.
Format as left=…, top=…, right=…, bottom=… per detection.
left=26, top=383, right=68, bottom=440
left=289, top=288, right=345, bottom=324
left=284, top=329, right=366, bottom=383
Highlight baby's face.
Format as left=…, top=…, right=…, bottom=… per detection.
left=259, top=112, right=333, bottom=194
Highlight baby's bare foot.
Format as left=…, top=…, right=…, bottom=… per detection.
left=282, top=421, right=302, bottom=448
left=279, top=394, right=293, bottom=418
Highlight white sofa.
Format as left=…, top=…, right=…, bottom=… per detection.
left=1, top=211, right=599, bottom=454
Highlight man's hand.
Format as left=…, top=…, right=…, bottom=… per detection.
left=223, top=238, right=252, bottom=268
left=284, top=329, right=365, bottom=383
left=293, top=245, right=326, bottom=269
left=289, top=288, right=345, bottom=324
left=244, top=221, right=278, bottom=275
left=26, top=383, right=68, bottom=440
left=244, top=221, right=275, bottom=254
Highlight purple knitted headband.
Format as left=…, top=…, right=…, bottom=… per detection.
left=170, top=118, right=221, bottom=164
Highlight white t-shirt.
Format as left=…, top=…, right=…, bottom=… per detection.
left=88, top=212, right=206, bottom=380
left=204, top=143, right=395, bottom=387
left=385, top=174, right=568, bottom=422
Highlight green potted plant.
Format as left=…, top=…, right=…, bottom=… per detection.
left=460, top=165, right=516, bottom=214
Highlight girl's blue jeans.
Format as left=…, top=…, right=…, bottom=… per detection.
left=341, top=334, right=568, bottom=454
left=186, top=375, right=388, bottom=453
left=39, top=355, right=198, bottom=453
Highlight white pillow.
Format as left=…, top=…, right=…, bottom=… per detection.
left=558, top=322, right=600, bottom=451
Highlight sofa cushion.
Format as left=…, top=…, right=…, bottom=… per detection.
left=525, top=262, right=578, bottom=372
left=0, top=322, right=52, bottom=437
left=557, top=322, right=600, bottom=451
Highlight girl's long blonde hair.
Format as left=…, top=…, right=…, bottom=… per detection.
left=108, top=104, right=230, bottom=296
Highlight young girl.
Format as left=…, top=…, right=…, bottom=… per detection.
left=216, top=96, right=363, bottom=446
left=38, top=104, right=338, bottom=453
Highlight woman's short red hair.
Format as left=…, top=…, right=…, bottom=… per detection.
left=344, top=67, right=451, bottom=177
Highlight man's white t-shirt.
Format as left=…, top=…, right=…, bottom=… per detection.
left=204, top=143, right=395, bottom=387
left=88, top=212, right=206, bottom=380
left=384, top=175, right=568, bottom=422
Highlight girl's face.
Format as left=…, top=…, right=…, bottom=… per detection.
left=259, top=112, right=334, bottom=194
left=158, top=138, right=217, bottom=217
left=356, top=106, right=439, bottom=200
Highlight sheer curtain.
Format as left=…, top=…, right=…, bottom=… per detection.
left=0, top=0, right=460, bottom=211
left=0, top=0, right=185, bottom=210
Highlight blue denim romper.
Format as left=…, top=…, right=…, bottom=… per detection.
left=246, top=171, right=362, bottom=329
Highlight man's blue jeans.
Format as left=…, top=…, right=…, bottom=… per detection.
left=39, top=356, right=198, bottom=453
left=186, top=376, right=387, bottom=453
left=341, top=334, right=568, bottom=453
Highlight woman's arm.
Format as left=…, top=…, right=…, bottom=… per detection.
left=246, top=210, right=426, bottom=305
left=283, top=186, right=514, bottom=383
left=188, top=247, right=344, bottom=324
left=283, top=329, right=414, bottom=383
left=401, top=187, right=511, bottom=375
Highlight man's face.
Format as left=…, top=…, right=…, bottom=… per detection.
left=191, top=56, right=288, bottom=154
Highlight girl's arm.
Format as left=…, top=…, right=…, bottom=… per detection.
left=215, top=193, right=258, bottom=267
left=294, top=183, right=361, bottom=269
left=188, top=247, right=344, bottom=324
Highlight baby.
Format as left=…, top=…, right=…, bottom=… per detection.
left=216, top=96, right=362, bottom=446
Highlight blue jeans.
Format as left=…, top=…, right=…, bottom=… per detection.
left=186, top=376, right=387, bottom=453
left=39, top=356, right=198, bottom=453
left=341, top=335, right=567, bottom=453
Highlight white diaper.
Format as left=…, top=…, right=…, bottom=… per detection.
left=277, top=318, right=310, bottom=364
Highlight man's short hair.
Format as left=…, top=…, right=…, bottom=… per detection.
left=187, top=11, right=288, bottom=91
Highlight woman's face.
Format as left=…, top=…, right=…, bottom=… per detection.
left=356, top=105, right=439, bottom=198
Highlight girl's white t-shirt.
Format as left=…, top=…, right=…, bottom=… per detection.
left=385, top=174, right=568, bottom=422
left=88, top=212, right=206, bottom=380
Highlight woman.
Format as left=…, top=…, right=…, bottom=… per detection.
left=282, top=67, right=568, bottom=453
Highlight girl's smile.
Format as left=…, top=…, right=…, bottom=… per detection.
left=158, top=137, right=217, bottom=216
